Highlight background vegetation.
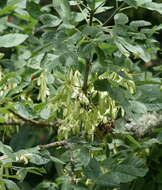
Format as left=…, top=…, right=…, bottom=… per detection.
left=0, top=0, right=162, bottom=189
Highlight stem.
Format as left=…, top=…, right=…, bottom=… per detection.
left=120, top=6, right=132, bottom=11
left=76, top=2, right=89, bottom=24
left=102, top=2, right=125, bottom=26
left=82, top=10, right=94, bottom=94
left=82, top=60, right=91, bottom=94
left=39, top=140, right=73, bottom=150
left=94, top=1, right=105, bottom=12
left=39, top=141, right=83, bottom=150
left=89, top=10, right=94, bottom=26
left=0, top=141, right=84, bottom=161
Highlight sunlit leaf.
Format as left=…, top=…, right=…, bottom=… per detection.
left=0, top=34, right=28, bottom=47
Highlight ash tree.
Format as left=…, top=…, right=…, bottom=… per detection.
left=0, top=0, right=162, bottom=189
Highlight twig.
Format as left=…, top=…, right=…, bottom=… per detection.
left=89, top=9, right=94, bottom=26
left=0, top=141, right=70, bottom=161
left=120, top=6, right=132, bottom=12
left=102, top=2, right=125, bottom=26
left=76, top=1, right=89, bottom=24
left=0, top=140, right=85, bottom=161
left=39, top=140, right=74, bottom=150
left=94, top=1, right=105, bottom=12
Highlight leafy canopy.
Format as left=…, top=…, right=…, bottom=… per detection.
left=0, top=0, right=162, bottom=189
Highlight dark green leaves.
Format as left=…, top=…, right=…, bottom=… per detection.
left=114, top=164, right=148, bottom=182
left=96, top=173, right=120, bottom=187
left=84, top=158, right=101, bottom=179
left=87, top=0, right=95, bottom=10
left=0, top=0, right=162, bottom=189
left=94, top=79, right=111, bottom=91
left=79, top=42, right=95, bottom=59
left=26, top=1, right=42, bottom=19
left=94, top=156, right=148, bottom=187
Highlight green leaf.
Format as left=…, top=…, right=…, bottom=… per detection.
left=115, top=40, right=130, bottom=57
left=96, top=46, right=106, bottom=65
left=84, top=158, right=101, bottom=179
left=139, top=1, right=162, bottom=15
left=135, top=80, right=162, bottom=85
left=157, top=131, right=162, bottom=143
left=40, top=14, right=62, bottom=27
left=0, top=141, right=14, bottom=159
left=26, top=1, right=42, bottom=19
left=129, top=101, right=147, bottom=114
left=78, top=42, right=95, bottom=59
left=3, top=179, right=20, bottom=190
left=14, top=103, right=30, bottom=119
left=0, top=53, right=4, bottom=59
left=0, top=34, right=28, bottom=48
left=116, top=37, right=151, bottom=62
left=120, top=0, right=138, bottom=7
left=130, top=20, right=152, bottom=28
left=123, top=0, right=162, bottom=14
left=114, top=13, right=129, bottom=25
left=96, top=173, right=120, bottom=187
left=153, top=65, right=162, bottom=71
left=0, top=72, right=17, bottom=86
left=94, top=79, right=111, bottom=91
left=126, top=135, right=141, bottom=148
left=87, top=0, right=95, bottom=10
left=52, top=0, right=71, bottom=25
left=35, top=181, right=58, bottom=190
left=74, top=148, right=91, bottom=167
left=0, top=0, right=22, bottom=16
left=40, top=106, right=51, bottom=119
left=101, top=156, right=148, bottom=185
left=113, top=164, right=148, bottom=183
left=15, top=147, right=49, bottom=165
left=17, top=167, right=46, bottom=182
left=145, top=103, right=162, bottom=112
left=28, top=154, right=49, bottom=165
left=50, top=156, right=65, bottom=165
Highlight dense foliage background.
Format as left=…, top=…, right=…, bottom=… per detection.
left=0, top=0, right=162, bottom=189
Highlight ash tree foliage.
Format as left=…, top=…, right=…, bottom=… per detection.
left=0, top=0, right=162, bottom=189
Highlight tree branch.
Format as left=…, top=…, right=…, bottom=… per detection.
left=0, top=140, right=83, bottom=161
left=39, top=140, right=75, bottom=150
